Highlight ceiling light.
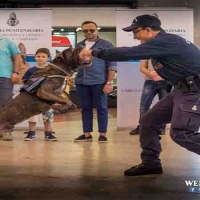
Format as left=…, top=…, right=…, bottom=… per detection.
left=76, top=27, right=82, bottom=32
left=76, top=27, right=101, bottom=31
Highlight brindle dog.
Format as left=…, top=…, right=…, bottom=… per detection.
left=0, top=47, right=83, bottom=133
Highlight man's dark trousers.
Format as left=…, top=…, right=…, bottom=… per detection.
left=76, top=84, right=108, bottom=133
left=140, top=78, right=200, bottom=165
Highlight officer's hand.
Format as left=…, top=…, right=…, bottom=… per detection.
left=65, top=76, right=73, bottom=83
left=103, top=83, right=113, bottom=94
left=65, top=76, right=74, bottom=86
left=79, top=49, right=93, bottom=66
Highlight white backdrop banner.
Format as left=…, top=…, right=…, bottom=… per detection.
left=0, top=9, right=52, bottom=129
left=0, top=9, right=52, bottom=67
left=116, top=9, right=194, bottom=128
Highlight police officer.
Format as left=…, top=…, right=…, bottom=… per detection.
left=78, top=14, right=200, bottom=176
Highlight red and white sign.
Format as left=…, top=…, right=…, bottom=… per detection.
left=52, top=36, right=71, bottom=47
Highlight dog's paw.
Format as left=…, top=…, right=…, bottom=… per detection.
left=51, top=103, right=62, bottom=109
left=69, top=103, right=77, bottom=111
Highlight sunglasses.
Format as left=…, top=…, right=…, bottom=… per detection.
left=82, top=29, right=96, bottom=33
left=132, top=28, right=143, bottom=35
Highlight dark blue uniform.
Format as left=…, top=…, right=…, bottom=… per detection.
left=91, top=30, right=200, bottom=166
left=92, top=30, right=200, bottom=85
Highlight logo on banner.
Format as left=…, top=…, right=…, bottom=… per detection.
left=7, top=12, right=19, bottom=26
left=121, top=89, right=143, bottom=93
left=185, top=180, right=200, bottom=193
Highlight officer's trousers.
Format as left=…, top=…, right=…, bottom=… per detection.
left=140, top=85, right=200, bottom=165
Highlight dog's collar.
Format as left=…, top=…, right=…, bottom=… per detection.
left=49, top=63, right=73, bottom=76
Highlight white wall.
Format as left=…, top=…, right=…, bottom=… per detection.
left=52, top=7, right=190, bottom=27
left=52, top=7, right=192, bottom=47
left=52, top=7, right=126, bottom=27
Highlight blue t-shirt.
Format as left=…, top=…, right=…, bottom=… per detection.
left=0, top=37, right=21, bottom=78
left=22, top=66, right=40, bottom=80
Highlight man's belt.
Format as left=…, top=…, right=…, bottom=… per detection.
left=177, top=75, right=200, bottom=93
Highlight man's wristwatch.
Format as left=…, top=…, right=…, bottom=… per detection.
left=107, top=81, right=114, bottom=85
left=13, top=71, right=20, bottom=75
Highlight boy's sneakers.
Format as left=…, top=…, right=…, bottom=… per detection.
left=74, top=134, right=93, bottom=142
left=45, top=131, right=57, bottom=141
left=24, top=131, right=35, bottom=141
left=24, top=131, right=57, bottom=141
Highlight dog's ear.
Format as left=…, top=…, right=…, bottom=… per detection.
left=56, top=50, right=61, bottom=56
left=61, top=48, right=73, bottom=61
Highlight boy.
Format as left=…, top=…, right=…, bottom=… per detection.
left=22, top=48, right=57, bottom=141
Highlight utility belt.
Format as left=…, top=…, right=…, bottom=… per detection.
left=176, top=75, right=200, bottom=93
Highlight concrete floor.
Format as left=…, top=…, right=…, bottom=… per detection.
left=0, top=109, right=200, bottom=200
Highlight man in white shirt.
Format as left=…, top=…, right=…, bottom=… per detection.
left=130, top=60, right=169, bottom=135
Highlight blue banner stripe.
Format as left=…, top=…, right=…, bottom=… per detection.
left=26, top=56, right=35, bottom=62
left=26, top=56, right=51, bottom=62
left=124, top=60, right=140, bottom=62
